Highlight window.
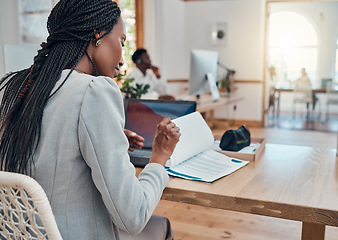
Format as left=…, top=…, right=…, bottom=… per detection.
left=268, top=11, right=318, bottom=87
left=117, top=0, right=143, bottom=72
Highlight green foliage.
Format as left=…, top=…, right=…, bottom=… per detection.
left=121, top=78, right=150, bottom=99
left=218, top=77, right=230, bottom=89
left=116, top=71, right=149, bottom=99
left=118, top=0, right=135, bottom=11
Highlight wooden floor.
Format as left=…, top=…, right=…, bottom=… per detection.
left=266, top=110, right=338, bottom=133
left=154, top=123, right=338, bottom=240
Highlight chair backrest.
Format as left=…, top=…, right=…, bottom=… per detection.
left=293, top=83, right=312, bottom=102
left=0, top=171, right=63, bottom=240
left=326, top=81, right=338, bottom=102
left=326, top=81, right=334, bottom=93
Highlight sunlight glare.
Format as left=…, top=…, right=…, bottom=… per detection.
left=269, top=11, right=317, bottom=47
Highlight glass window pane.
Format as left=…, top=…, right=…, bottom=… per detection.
left=118, top=0, right=137, bottom=72
left=284, top=48, right=317, bottom=84
left=121, top=8, right=135, bottom=18
left=268, top=11, right=318, bottom=87
left=268, top=47, right=317, bottom=86
left=118, top=0, right=135, bottom=12
left=122, top=41, right=136, bottom=63
left=269, top=11, right=318, bottom=47
left=125, top=18, right=136, bottom=40
left=268, top=47, right=283, bottom=82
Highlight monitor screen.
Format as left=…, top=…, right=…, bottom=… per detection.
left=189, top=49, right=219, bottom=97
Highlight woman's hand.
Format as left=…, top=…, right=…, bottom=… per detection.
left=124, top=129, right=144, bottom=151
left=149, top=117, right=180, bottom=167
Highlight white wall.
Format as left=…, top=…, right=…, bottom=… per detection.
left=143, top=0, right=338, bottom=122
left=143, top=0, right=162, bottom=67
left=143, top=0, right=265, bottom=121
left=0, top=0, right=59, bottom=77
left=185, top=0, right=265, bottom=80
left=158, top=0, right=187, bottom=81
left=143, top=0, right=189, bottom=96
left=0, top=0, right=20, bottom=77
left=185, top=0, right=264, bottom=121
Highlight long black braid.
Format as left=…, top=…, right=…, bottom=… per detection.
left=0, top=0, right=121, bottom=174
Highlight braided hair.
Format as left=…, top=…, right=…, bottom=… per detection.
left=0, top=0, right=121, bottom=174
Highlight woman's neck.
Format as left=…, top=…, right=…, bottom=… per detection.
left=74, top=53, right=95, bottom=75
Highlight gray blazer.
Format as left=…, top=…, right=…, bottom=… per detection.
left=32, top=70, right=169, bottom=240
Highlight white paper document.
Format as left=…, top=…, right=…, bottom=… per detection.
left=212, top=140, right=261, bottom=154
left=166, top=112, right=249, bottom=183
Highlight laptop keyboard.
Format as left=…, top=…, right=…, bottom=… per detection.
left=128, top=149, right=152, bottom=158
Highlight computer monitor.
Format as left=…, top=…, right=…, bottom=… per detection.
left=189, top=49, right=220, bottom=101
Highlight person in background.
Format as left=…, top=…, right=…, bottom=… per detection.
left=127, top=48, right=174, bottom=100
left=292, top=67, right=312, bottom=88
left=290, top=67, right=317, bottom=113
left=0, top=0, right=180, bottom=239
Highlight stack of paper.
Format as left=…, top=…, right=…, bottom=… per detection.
left=166, top=112, right=249, bottom=183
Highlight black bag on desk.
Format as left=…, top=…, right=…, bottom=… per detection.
left=219, top=125, right=251, bottom=151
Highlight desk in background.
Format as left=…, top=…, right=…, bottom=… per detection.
left=178, top=94, right=244, bottom=127
left=273, top=87, right=338, bottom=118
left=138, top=144, right=338, bottom=240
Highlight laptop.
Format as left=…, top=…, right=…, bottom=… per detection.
left=124, top=98, right=197, bottom=167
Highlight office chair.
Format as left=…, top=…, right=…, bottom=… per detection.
left=0, top=171, right=63, bottom=240
left=326, top=81, right=338, bottom=120
left=292, top=84, right=313, bottom=120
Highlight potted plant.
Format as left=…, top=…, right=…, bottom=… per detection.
left=116, top=71, right=150, bottom=99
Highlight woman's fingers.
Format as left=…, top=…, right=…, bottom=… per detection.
left=150, top=117, right=181, bottom=166
left=124, top=129, right=144, bottom=149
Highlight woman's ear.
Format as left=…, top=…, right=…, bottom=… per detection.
left=94, top=32, right=101, bottom=47
left=91, top=30, right=99, bottom=39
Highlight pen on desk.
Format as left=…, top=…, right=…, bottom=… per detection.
left=252, top=148, right=257, bottom=152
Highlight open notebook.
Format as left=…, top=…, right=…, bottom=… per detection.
left=124, top=98, right=196, bottom=167
left=166, top=112, right=249, bottom=183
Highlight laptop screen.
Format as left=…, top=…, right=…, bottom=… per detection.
left=125, top=99, right=196, bottom=148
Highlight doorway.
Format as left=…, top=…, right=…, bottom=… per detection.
left=263, top=0, right=338, bottom=132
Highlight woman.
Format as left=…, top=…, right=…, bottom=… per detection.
left=0, top=0, right=180, bottom=239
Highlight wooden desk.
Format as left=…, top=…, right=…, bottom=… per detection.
left=274, top=87, right=338, bottom=118
left=152, top=144, right=338, bottom=240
